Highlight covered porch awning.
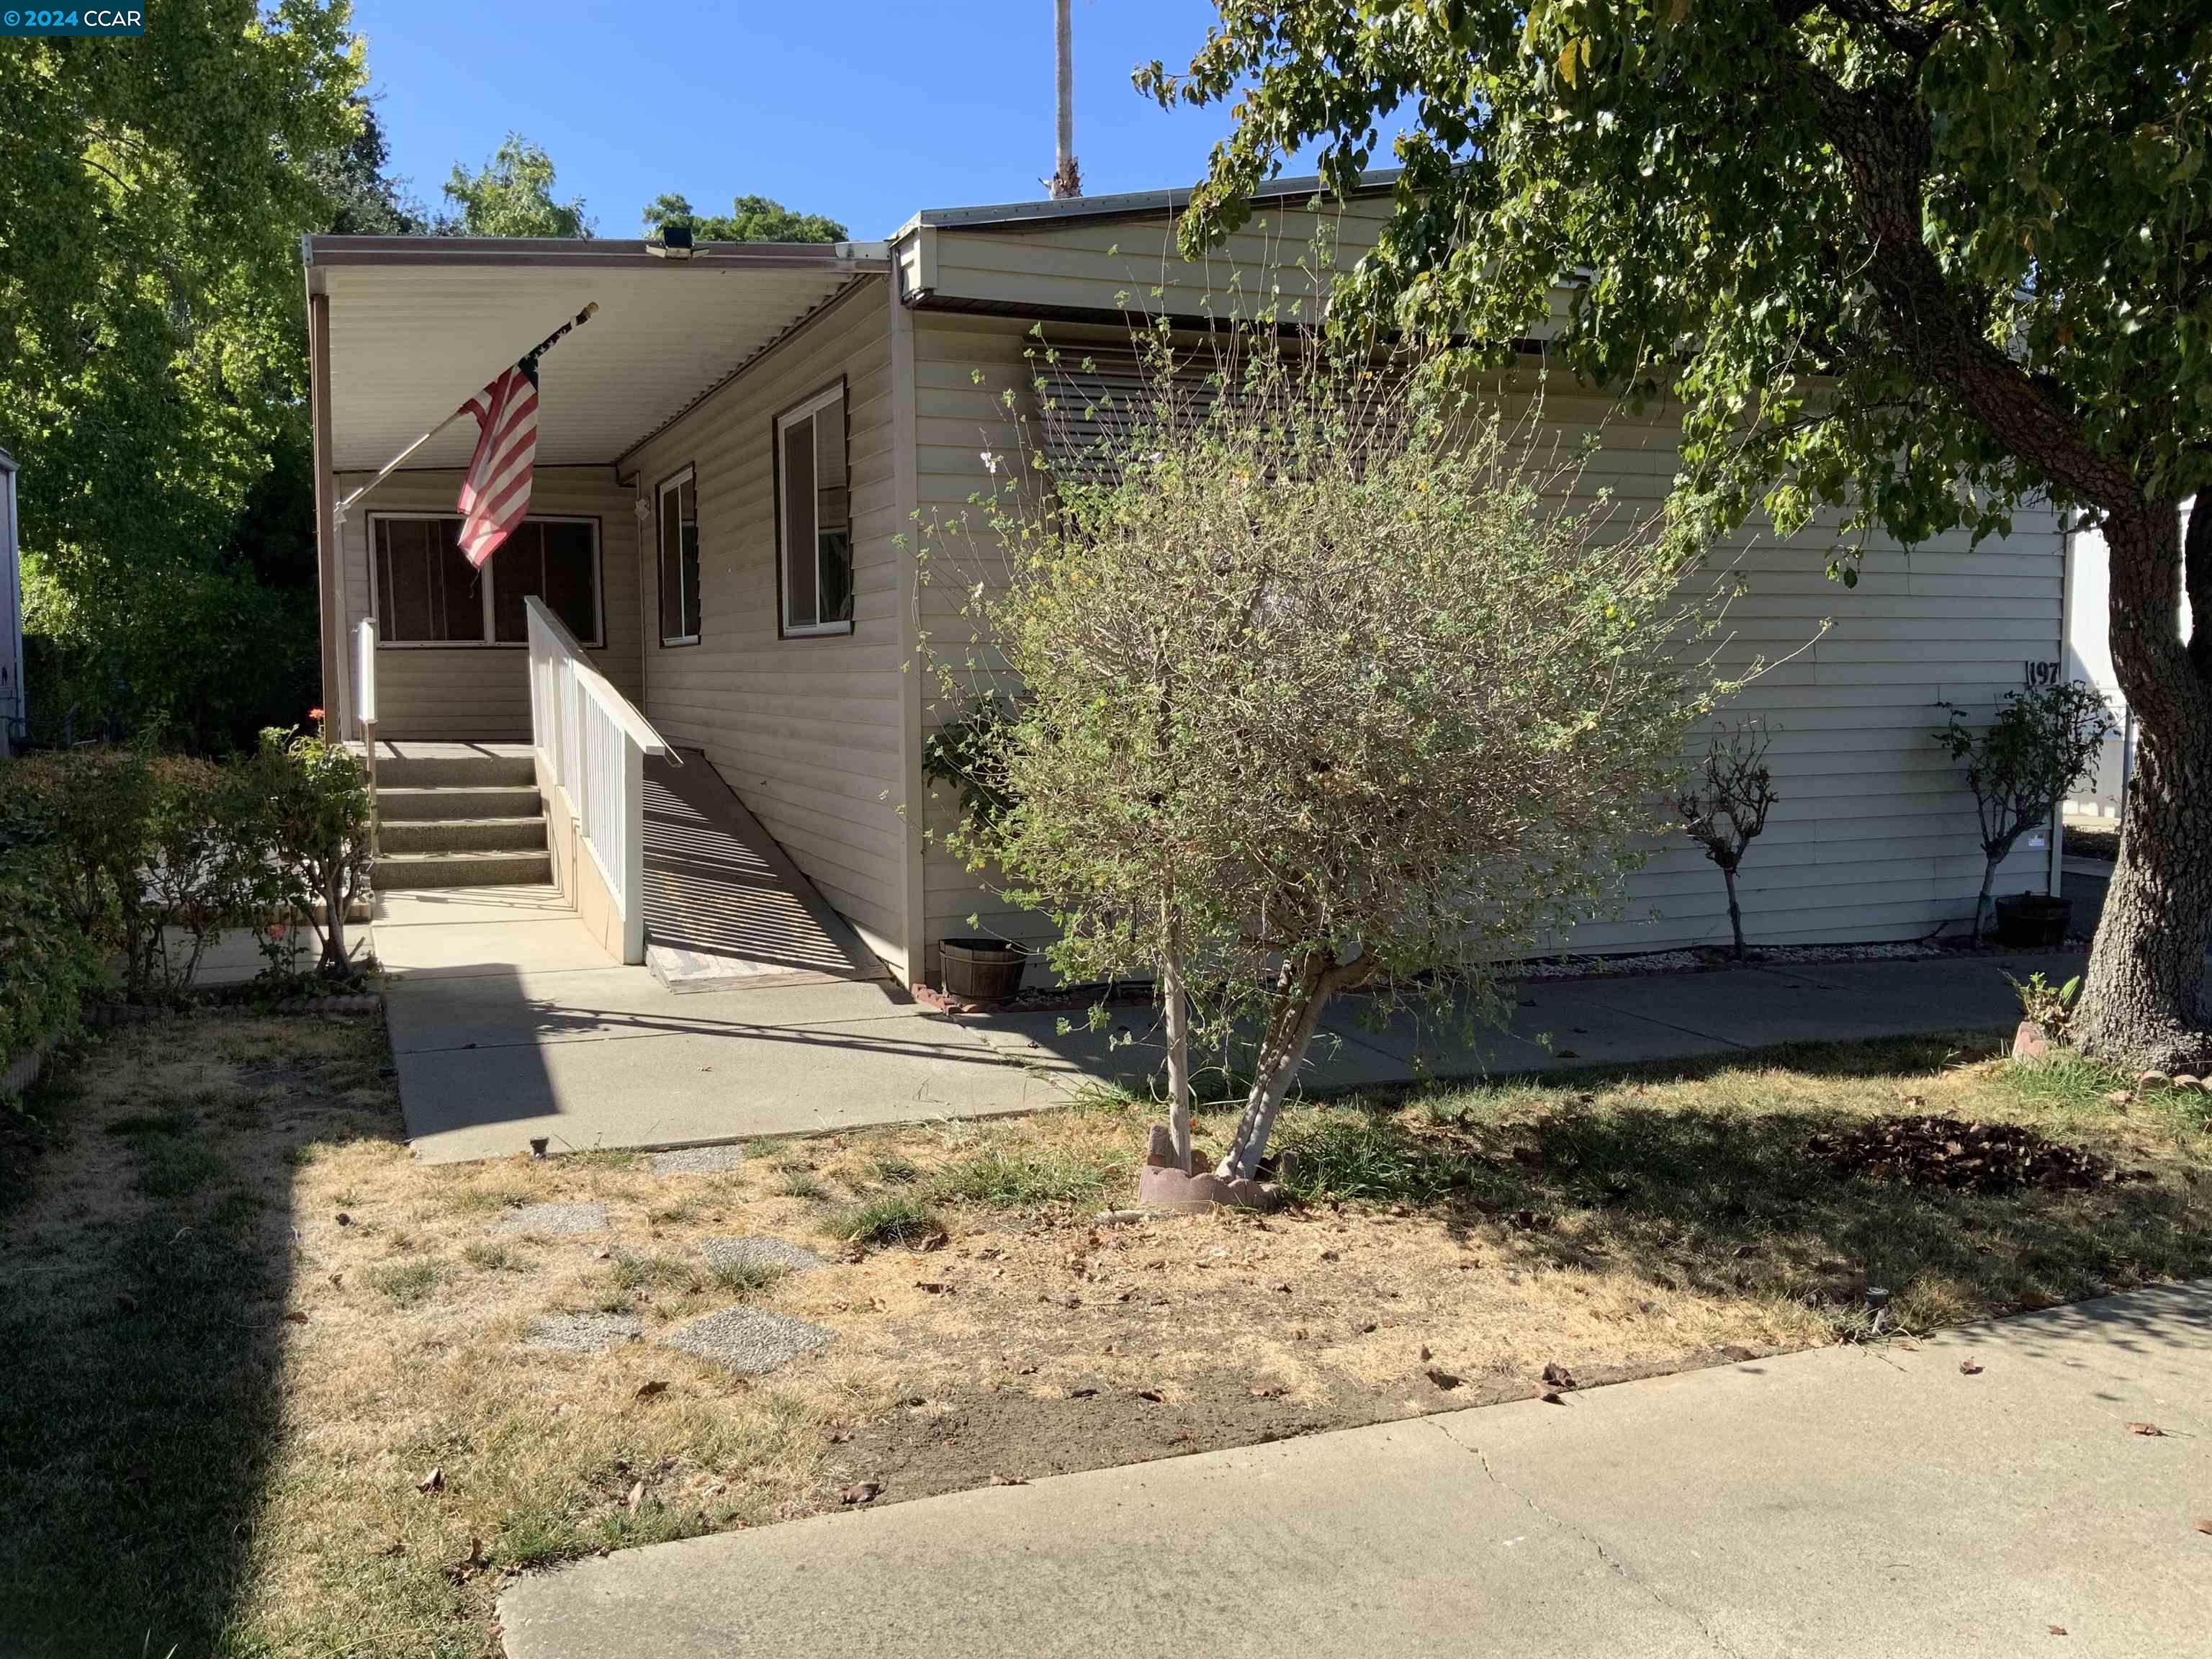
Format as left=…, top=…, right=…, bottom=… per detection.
left=303, top=234, right=891, bottom=472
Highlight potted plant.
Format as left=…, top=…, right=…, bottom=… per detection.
left=1933, top=683, right=2115, bottom=945
left=937, top=937, right=1027, bottom=1003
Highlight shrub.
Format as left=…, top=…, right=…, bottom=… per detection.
left=1935, top=685, right=2116, bottom=944
left=919, top=322, right=1743, bottom=1179
left=0, top=844, right=107, bottom=1087
left=235, top=729, right=372, bottom=977
left=0, top=747, right=248, bottom=1002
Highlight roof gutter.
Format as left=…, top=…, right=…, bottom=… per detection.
left=896, top=167, right=1402, bottom=237
left=302, top=234, right=889, bottom=290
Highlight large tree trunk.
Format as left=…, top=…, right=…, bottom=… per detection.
left=2072, top=504, right=2212, bottom=1071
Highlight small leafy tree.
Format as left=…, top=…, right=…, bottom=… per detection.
left=922, top=326, right=1743, bottom=1180
left=640, top=192, right=849, bottom=243
left=1672, top=722, right=1779, bottom=961
left=441, top=135, right=593, bottom=237
left=1935, top=684, right=2116, bottom=944
left=240, top=729, right=373, bottom=977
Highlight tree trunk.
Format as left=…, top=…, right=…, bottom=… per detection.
left=1161, top=914, right=1192, bottom=1168
left=2073, top=504, right=2212, bottom=1070
left=1972, top=855, right=1997, bottom=948
left=1215, top=953, right=1335, bottom=1181
left=1721, top=863, right=1745, bottom=960
left=322, top=862, right=350, bottom=976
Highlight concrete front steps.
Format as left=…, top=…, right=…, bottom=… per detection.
left=369, top=743, right=552, bottom=891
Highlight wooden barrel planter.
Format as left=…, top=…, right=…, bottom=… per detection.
left=938, top=938, right=1027, bottom=1004
left=1994, top=893, right=2072, bottom=950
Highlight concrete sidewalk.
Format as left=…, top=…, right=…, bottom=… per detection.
left=377, top=881, right=2084, bottom=1161
left=500, top=1280, right=2212, bottom=1659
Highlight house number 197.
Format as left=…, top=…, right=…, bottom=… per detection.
left=2023, top=660, right=2060, bottom=687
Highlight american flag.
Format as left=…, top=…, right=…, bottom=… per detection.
left=454, top=354, right=540, bottom=567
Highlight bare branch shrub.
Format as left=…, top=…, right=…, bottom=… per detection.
left=1671, top=721, right=1779, bottom=960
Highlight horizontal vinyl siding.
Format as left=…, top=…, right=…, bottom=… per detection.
left=624, top=279, right=907, bottom=964
left=927, top=195, right=1395, bottom=323
left=913, top=315, right=2066, bottom=969
left=336, top=467, right=642, bottom=740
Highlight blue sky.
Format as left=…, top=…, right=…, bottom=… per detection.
left=352, top=1, right=1272, bottom=239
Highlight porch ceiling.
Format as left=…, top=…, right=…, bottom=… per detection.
left=306, top=237, right=889, bottom=473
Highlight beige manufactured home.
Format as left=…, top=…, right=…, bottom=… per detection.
left=305, top=176, right=2066, bottom=988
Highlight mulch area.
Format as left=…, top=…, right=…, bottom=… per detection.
left=1809, top=1114, right=2144, bottom=1195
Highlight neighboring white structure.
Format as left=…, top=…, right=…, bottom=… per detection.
left=0, top=447, right=22, bottom=758
left=2063, top=498, right=2194, bottom=819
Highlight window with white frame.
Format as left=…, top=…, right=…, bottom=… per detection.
left=775, top=382, right=853, bottom=636
left=657, top=468, right=701, bottom=645
left=371, top=514, right=601, bottom=647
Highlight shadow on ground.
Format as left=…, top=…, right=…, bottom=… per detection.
left=1265, top=1033, right=2212, bottom=1332
left=0, top=1014, right=400, bottom=1658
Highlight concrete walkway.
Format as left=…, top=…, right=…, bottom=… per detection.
left=499, top=1280, right=2212, bottom=1659
left=375, top=887, right=1060, bottom=1163
left=379, top=880, right=2083, bottom=1163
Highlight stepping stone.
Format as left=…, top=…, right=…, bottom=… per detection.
left=703, top=1236, right=824, bottom=1274
left=665, top=1305, right=836, bottom=1377
left=490, top=1202, right=610, bottom=1236
left=651, top=1144, right=748, bottom=1177
left=526, top=1313, right=644, bottom=1354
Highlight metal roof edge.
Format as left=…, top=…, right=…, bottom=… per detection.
left=912, top=168, right=1402, bottom=230
left=300, top=234, right=889, bottom=274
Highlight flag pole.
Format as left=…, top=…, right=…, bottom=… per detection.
left=332, top=300, right=599, bottom=526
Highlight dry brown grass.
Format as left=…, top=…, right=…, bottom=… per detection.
left=3, top=1012, right=2208, bottom=1657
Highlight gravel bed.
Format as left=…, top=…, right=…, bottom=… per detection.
left=488, top=1202, right=611, bottom=1236
left=703, top=1236, right=824, bottom=1274
left=649, top=1144, right=749, bottom=1177
left=664, top=1305, right=837, bottom=1377
left=524, top=1313, right=644, bottom=1354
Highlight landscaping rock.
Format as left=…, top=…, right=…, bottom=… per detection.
left=650, top=1144, right=749, bottom=1177
left=2011, top=1020, right=2053, bottom=1061
left=665, top=1305, right=836, bottom=1377
left=2137, top=1071, right=2175, bottom=1092
left=525, top=1313, right=644, bottom=1354
left=489, top=1202, right=610, bottom=1236
left=2175, top=1075, right=2206, bottom=1093
left=703, top=1236, right=824, bottom=1274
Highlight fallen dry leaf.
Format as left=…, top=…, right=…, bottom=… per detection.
left=625, top=1480, right=645, bottom=1515
left=2049, top=1625, right=2067, bottom=1637
left=2195, top=1518, right=2212, bottom=1536
left=1959, top=1359, right=1984, bottom=1375
left=1542, top=1362, right=1578, bottom=1391
left=838, top=1481, right=881, bottom=1506
left=1250, top=1384, right=1285, bottom=1399
left=2126, top=1422, right=2167, bottom=1437
left=990, top=1473, right=1028, bottom=1486
left=283, top=1310, right=309, bottom=1325
left=1424, top=1367, right=1463, bottom=1391
left=415, top=1467, right=444, bottom=1494
left=634, top=1380, right=667, bottom=1401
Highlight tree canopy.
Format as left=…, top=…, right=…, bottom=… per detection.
left=441, top=135, right=593, bottom=237
left=1148, top=1, right=2209, bottom=559
left=1145, top=0, right=2212, bottom=1067
left=640, top=192, right=850, bottom=243
left=0, top=0, right=368, bottom=747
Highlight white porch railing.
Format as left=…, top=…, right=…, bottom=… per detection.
left=354, top=617, right=379, bottom=866
left=524, top=595, right=674, bottom=963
